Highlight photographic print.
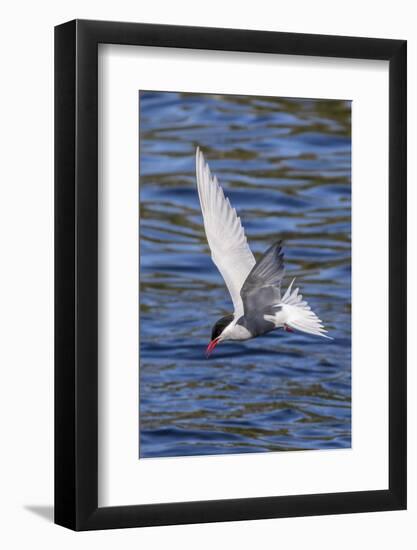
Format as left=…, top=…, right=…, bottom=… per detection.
left=139, top=91, right=351, bottom=459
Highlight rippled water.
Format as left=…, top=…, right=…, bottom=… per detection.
left=139, top=91, right=351, bottom=458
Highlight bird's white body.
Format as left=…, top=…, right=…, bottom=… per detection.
left=220, top=321, right=252, bottom=341
left=195, top=147, right=331, bottom=349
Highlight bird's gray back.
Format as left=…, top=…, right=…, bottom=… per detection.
left=236, top=305, right=283, bottom=338
left=240, top=241, right=285, bottom=314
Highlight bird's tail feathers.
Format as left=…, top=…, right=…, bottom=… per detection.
left=280, top=279, right=332, bottom=339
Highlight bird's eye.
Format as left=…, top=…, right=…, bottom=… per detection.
left=211, top=324, right=221, bottom=341
left=211, top=314, right=233, bottom=341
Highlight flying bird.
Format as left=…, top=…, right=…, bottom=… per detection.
left=195, top=147, right=331, bottom=357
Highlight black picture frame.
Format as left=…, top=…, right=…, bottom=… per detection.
left=55, top=19, right=407, bottom=531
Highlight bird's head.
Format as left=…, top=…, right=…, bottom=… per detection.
left=206, top=314, right=234, bottom=357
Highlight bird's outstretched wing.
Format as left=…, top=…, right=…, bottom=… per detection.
left=196, top=148, right=256, bottom=318
left=240, top=241, right=285, bottom=314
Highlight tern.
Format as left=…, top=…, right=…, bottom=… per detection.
left=195, top=148, right=331, bottom=357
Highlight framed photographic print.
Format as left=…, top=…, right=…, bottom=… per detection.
left=55, top=19, right=407, bottom=530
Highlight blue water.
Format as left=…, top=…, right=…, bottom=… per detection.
left=139, top=91, right=351, bottom=458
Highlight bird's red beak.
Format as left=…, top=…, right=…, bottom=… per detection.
left=206, top=337, right=220, bottom=358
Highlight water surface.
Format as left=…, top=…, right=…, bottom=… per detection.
left=139, top=91, right=351, bottom=458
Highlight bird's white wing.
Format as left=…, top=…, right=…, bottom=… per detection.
left=196, top=147, right=256, bottom=318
